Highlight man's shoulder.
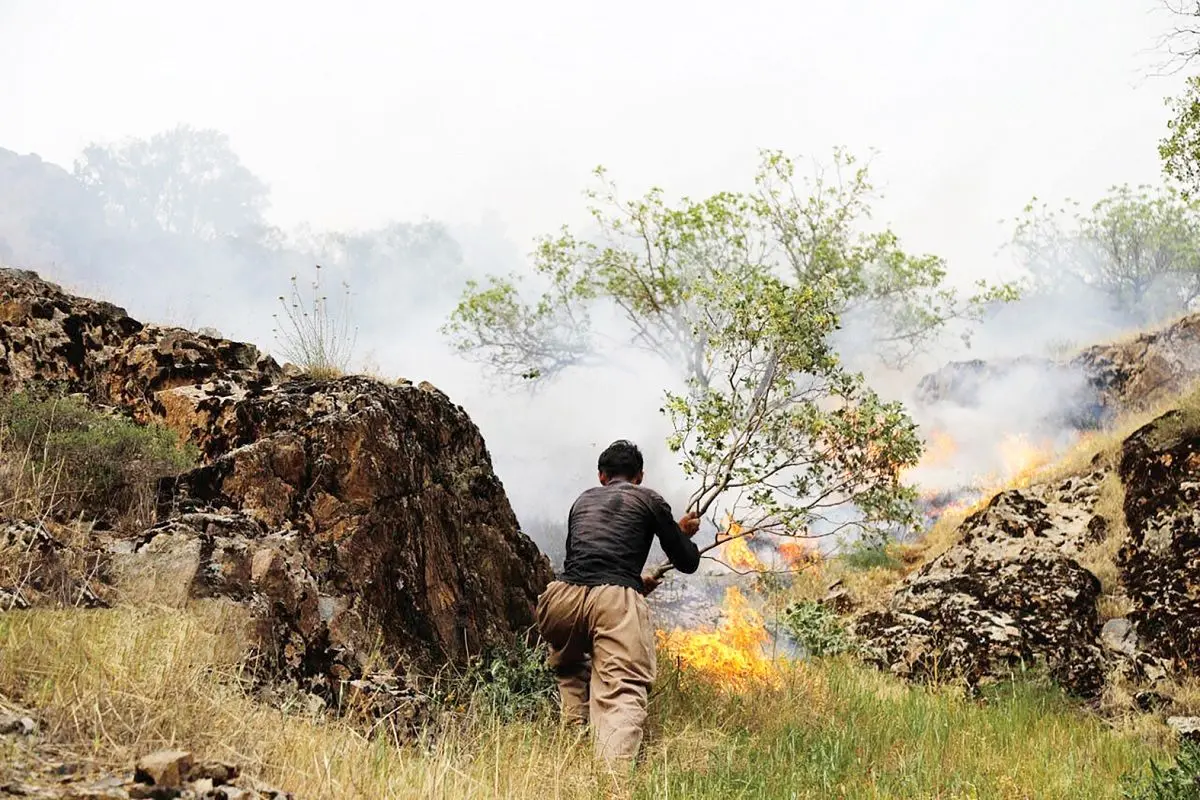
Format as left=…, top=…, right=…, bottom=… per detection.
left=626, top=483, right=669, bottom=508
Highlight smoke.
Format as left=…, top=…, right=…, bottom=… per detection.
left=0, top=140, right=707, bottom=565
left=3, top=127, right=1195, bottom=597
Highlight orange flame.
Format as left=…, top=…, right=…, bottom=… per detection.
left=657, top=586, right=781, bottom=691
left=921, top=429, right=958, bottom=467
left=718, top=517, right=762, bottom=571
left=899, top=428, right=958, bottom=483
left=778, top=539, right=822, bottom=569
left=997, top=433, right=1055, bottom=484
left=723, top=535, right=761, bottom=571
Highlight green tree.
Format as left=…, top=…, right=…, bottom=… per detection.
left=1162, top=76, right=1200, bottom=196
left=445, top=150, right=1004, bottom=574
left=1156, top=3, right=1200, bottom=195
left=73, top=124, right=268, bottom=240
left=1010, top=184, right=1200, bottom=323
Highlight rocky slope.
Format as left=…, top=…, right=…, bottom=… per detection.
left=853, top=406, right=1200, bottom=709
left=0, top=268, right=553, bottom=712
left=916, top=311, right=1200, bottom=430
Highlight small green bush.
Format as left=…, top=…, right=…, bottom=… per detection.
left=438, top=637, right=557, bottom=721
left=839, top=539, right=903, bottom=571
left=779, top=600, right=854, bottom=657
left=1121, top=741, right=1200, bottom=799
left=0, top=389, right=197, bottom=526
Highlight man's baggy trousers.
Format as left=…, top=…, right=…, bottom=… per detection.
left=535, top=580, right=657, bottom=764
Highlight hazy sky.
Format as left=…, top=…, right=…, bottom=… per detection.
left=0, top=0, right=1187, bottom=286
left=1, top=0, right=1194, bottom=527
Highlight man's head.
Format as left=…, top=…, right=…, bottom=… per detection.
left=597, top=439, right=644, bottom=485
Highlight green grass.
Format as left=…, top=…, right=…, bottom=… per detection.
left=0, top=604, right=1172, bottom=800
left=0, top=388, right=197, bottom=526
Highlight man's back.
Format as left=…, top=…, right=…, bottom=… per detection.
left=560, top=479, right=700, bottom=590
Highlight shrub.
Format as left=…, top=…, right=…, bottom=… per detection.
left=272, top=264, right=357, bottom=379
left=438, top=638, right=557, bottom=722
left=0, top=389, right=197, bottom=527
left=779, top=600, right=854, bottom=657
left=839, top=538, right=904, bottom=571
left=1121, top=741, right=1200, bottom=799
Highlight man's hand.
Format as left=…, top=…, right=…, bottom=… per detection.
left=641, top=572, right=662, bottom=595
left=678, top=511, right=700, bottom=538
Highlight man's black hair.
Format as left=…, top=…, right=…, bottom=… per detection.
left=598, top=439, right=644, bottom=480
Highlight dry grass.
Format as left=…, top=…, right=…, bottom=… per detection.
left=1043, top=379, right=1200, bottom=481
left=0, top=603, right=1173, bottom=799
left=1077, top=471, right=1133, bottom=624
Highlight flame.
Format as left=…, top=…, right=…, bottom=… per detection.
left=921, top=429, right=958, bottom=467
left=657, top=586, right=781, bottom=691
left=723, top=535, right=761, bottom=571
left=899, top=428, right=959, bottom=482
left=777, top=539, right=822, bottom=569
left=717, top=517, right=762, bottom=571
left=997, top=433, right=1055, bottom=484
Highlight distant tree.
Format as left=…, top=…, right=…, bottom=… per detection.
left=444, top=150, right=964, bottom=575
left=73, top=125, right=268, bottom=240
left=1010, top=184, right=1200, bottom=323
left=0, top=148, right=109, bottom=272
left=306, top=221, right=466, bottom=307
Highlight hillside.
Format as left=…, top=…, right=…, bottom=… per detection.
left=0, top=269, right=1198, bottom=798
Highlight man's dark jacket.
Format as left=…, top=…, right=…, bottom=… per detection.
left=558, top=478, right=701, bottom=591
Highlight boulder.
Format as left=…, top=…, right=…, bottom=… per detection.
left=1076, top=314, right=1200, bottom=411
left=134, top=750, right=193, bottom=788
left=1117, top=411, right=1200, bottom=673
left=162, top=375, right=554, bottom=671
left=1099, top=618, right=1138, bottom=657
left=913, top=311, right=1200, bottom=429
left=0, top=268, right=554, bottom=709
left=853, top=474, right=1108, bottom=696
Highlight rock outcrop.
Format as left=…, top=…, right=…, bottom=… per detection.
left=858, top=395, right=1200, bottom=701
left=0, top=268, right=283, bottom=457
left=1118, top=411, right=1200, bottom=674
left=1077, top=314, right=1200, bottom=412
left=853, top=474, right=1110, bottom=696
left=915, top=311, right=1200, bottom=427
left=0, top=268, right=553, bottom=709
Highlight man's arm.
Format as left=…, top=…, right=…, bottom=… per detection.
left=645, top=491, right=701, bottom=575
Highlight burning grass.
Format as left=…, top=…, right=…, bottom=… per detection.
left=0, top=603, right=1175, bottom=799
left=657, top=586, right=783, bottom=691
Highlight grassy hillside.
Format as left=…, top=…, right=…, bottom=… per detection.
left=0, top=602, right=1173, bottom=800
left=0, top=384, right=1195, bottom=798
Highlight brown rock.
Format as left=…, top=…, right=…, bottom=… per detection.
left=0, top=269, right=553, bottom=719
left=134, top=750, right=193, bottom=788
left=853, top=473, right=1107, bottom=696
left=167, top=376, right=554, bottom=673
left=1075, top=315, right=1200, bottom=411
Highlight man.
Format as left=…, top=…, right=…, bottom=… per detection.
left=535, top=439, right=701, bottom=765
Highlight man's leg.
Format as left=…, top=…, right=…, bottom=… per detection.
left=586, top=585, right=657, bottom=765
left=535, top=581, right=592, bottom=724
